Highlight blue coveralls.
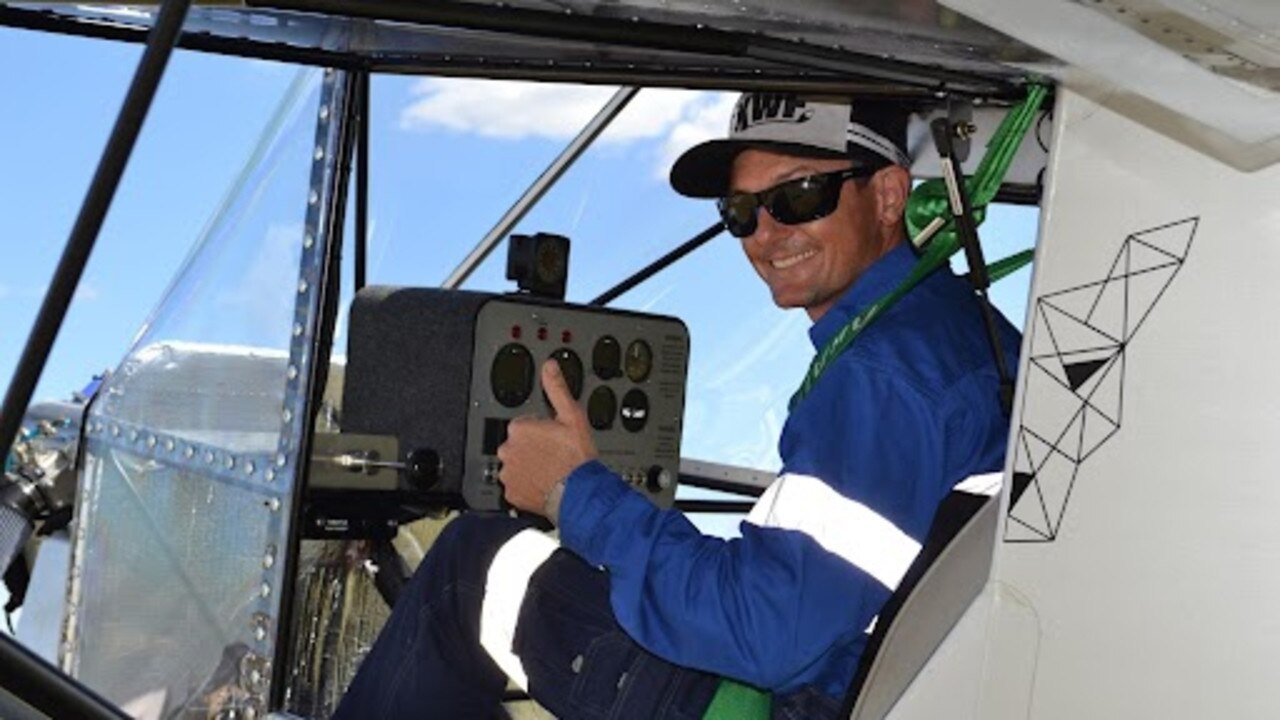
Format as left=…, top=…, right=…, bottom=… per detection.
left=334, top=242, right=1021, bottom=719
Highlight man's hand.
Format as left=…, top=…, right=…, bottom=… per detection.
left=497, top=359, right=597, bottom=517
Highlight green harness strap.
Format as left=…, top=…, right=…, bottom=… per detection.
left=788, top=82, right=1049, bottom=413
left=702, top=84, right=1048, bottom=720
left=702, top=678, right=773, bottom=719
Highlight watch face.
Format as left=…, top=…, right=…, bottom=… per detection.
left=624, top=339, right=653, bottom=383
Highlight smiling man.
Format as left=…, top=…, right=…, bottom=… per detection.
left=728, top=149, right=900, bottom=319
left=335, top=92, right=1020, bottom=720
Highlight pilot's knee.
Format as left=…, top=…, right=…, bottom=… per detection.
left=421, top=513, right=535, bottom=589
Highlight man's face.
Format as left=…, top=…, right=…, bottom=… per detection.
left=729, top=148, right=896, bottom=322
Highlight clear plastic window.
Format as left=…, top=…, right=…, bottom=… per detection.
left=70, top=66, right=345, bottom=717
left=353, top=81, right=1040, bottom=538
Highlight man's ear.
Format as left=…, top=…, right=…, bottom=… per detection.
left=872, top=165, right=911, bottom=227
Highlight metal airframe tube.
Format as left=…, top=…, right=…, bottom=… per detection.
left=0, top=0, right=192, bottom=469
left=930, top=118, right=1015, bottom=414
left=441, top=85, right=639, bottom=289
left=243, top=0, right=1014, bottom=95
left=355, top=70, right=370, bottom=292
left=0, top=631, right=129, bottom=719
left=271, top=70, right=361, bottom=710
left=674, top=499, right=756, bottom=514
left=0, top=7, right=1011, bottom=100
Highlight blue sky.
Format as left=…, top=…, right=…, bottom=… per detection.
left=0, top=24, right=1039, bottom=636
left=0, top=24, right=1036, bottom=456
left=0, top=29, right=302, bottom=398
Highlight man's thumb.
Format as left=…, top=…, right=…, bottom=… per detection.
left=542, top=359, right=582, bottom=425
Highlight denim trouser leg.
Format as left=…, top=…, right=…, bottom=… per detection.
left=334, top=513, right=526, bottom=719
left=513, top=547, right=719, bottom=720
left=333, top=513, right=720, bottom=720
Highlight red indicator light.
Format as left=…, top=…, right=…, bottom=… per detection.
left=562, top=330, right=572, bottom=344
left=537, top=327, right=548, bottom=341
left=511, top=325, right=522, bottom=340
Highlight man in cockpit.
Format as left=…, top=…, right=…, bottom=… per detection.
left=335, top=92, right=1020, bottom=720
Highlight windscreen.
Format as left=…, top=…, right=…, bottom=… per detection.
left=68, top=67, right=348, bottom=718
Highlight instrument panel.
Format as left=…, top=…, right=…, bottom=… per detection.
left=465, top=298, right=688, bottom=509
left=340, top=287, right=689, bottom=512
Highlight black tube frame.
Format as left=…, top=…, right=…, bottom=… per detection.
left=590, top=222, right=725, bottom=307
left=355, top=70, right=370, bottom=292
left=930, top=117, right=1016, bottom=415
left=0, top=0, right=192, bottom=510
left=0, top=630, right=128, bottom=719
left=673, top=499, right=756, bottom=515
left=677, top=472, right=766, bottom=499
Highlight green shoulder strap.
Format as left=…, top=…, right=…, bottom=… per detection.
left=704, top=84, right=1050, bottom=720
left=788, top=82, right=1049, bottom=412
left=701, top=678, right=772, bottom=720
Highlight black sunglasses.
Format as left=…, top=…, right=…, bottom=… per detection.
left=717, top=166, right=877, bottom=239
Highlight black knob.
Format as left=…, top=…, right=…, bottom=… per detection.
left=405, top=448, right=442, bottom=491
left=645, top=465, right=672, bottom=493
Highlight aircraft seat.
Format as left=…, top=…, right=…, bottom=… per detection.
left=840, top=483, right=1000, bottom=719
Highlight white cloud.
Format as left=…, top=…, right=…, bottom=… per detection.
left=215, top=222, right=302, bottom=332
left=597, top=88, right=708, bottom=144
left=399, top=79, right=739, bottom=178
left=400, top=78, right=623, bottom=141
left=73, top=283, right=102, bottom=303
left=653, top=92, right=737, bottom=180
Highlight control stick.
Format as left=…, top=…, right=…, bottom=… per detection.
left=327, top=448, right=443, bottom=492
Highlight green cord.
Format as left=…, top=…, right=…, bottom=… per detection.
left=790, top=83, right=1049, bottom=412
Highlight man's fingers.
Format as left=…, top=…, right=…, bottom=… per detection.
left=542, top=359, right=583, bottom=425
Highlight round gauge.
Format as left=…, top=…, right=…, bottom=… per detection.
left=547, top=348, right=584, bottom=400
left=490, top=343, right=535, bottom=408
left=620, top=388, right=649, bottom=433
left=624, top=339, right=653, bottom=383
left=587, top=386, right=617, bottom=430
left=536, top=239, right=567, bottom=285
left=592, top=335, right=622, bottom=380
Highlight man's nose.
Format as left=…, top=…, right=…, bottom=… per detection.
left=747, top=205, right=787, bottom=246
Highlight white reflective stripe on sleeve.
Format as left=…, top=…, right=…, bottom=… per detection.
left=479, top=528, right=559, bottom=691
left=952, top=472, right=1003, bottom=496
left=745, top=474, right=921, bottom=590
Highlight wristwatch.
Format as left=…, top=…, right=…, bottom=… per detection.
left=543, top=478, right=567, bottom=525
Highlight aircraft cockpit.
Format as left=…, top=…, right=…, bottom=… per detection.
left=3, top=2, right=1279, bottom=719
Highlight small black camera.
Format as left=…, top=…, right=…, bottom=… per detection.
left=506, top=232, right=570, bottom=300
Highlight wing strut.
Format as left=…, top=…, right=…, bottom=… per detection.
left=0, top=0, right=193, bottom=476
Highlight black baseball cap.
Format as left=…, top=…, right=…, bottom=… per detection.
left=670, top=92, right=911, bottom=198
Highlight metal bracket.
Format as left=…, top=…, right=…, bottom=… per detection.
left=308, top=433, right=400, bottom=491
left=947, top=98, right=975, bottom=164
left=929, top=117, right=1016, bottom=416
